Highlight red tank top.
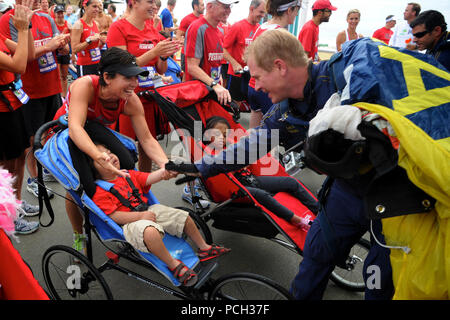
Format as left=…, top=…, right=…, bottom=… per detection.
left=0, top=34, right=22, bottom=112
left=65, top=75, right=126, bottom=126
left=77, top=19, right=100, bottom=66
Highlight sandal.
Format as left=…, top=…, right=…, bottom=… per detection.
left=169, top=260, right=198, bottom=287
left=198, top=244, right=231, bottom=262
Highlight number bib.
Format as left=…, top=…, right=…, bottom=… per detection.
left=211, top=66, right=221, bottom=82
left=89, top=48, right=101, bottom=62
left=38, top=52, right=57, bottom=73
left=138, top=66, right=156, bottom=88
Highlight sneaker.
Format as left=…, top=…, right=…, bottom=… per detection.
left=14, top=214, right=39, bottom=235
left=27, top=177, right=54, bottom=199
left=43, top=168, right=57, bottom=182
left=21, top=200, right=40, bottom=217
left=182, top=185, right=210, bottom=209
left=73, top=233, right=87, bottom=256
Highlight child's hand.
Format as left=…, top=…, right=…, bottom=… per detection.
left=141, top=211, right=156, bottom=222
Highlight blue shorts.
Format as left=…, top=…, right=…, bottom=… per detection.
left=247, top=86, right=273, bottom=114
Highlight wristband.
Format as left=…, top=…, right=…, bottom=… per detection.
left=28, top=22, right=32, bottom=29
left=85, top=37, right=92, bottom=44
left=159, top=56, right=169, bottom=61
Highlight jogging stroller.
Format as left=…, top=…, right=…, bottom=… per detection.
left=33, top=117, right=294, bottom=300
left=139, top=80, right=370, bottom=292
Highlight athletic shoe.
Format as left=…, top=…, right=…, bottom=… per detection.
left=43, top=168, right=57, bottom=182
left=21, top=200, right=40, bottom=217
left=73, top=233, right=87, bottom=256
left=14, top=214, right=39, bottom=235
left=26, top=177, right=54, bottom=199
left=182, top=185, right=210, bottom=209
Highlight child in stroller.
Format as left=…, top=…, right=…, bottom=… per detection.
left=204, top=116, right=319, bottom=230
left=89, top=142, right=230, bottom=287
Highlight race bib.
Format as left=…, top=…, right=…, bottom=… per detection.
left=138, top=66, right=156, bottom=88
left=38, top=52, right=57, bottom=73
left=89, top=47, right=101, bottom=62
left=211, top=66, right=221, bottom=82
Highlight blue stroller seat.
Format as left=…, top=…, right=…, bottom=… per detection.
left=35, top=124, right=199, bottom=286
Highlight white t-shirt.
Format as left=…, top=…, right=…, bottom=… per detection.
left=389, top=21, right=413, bottom=48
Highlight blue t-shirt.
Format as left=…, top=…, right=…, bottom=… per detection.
left=160, top=8, right=174, bottom=37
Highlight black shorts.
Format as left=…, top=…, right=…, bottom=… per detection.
left=56, top=54, right=70, bottom=65
left=0, top=107, right=30, bottom=160
left=76, top=63, right=99, bottom=77
left=22, top=94, right=62, bottom=137
left=227, top=74, right=249, bottom=102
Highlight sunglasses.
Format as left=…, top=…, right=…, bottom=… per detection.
left=413, top=30, right=429, bottom=38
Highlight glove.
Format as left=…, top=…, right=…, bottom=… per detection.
left=165, top=160, right=200, bottom=175
left=308, top=93, right=365, bottom=141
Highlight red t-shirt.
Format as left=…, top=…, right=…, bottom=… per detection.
left=21, top=12, right=62, bottom=99
left=298, top=19, right=319, bottom=60
left=224, top=19, right=259, bottom=77
left=248, top=23, right=281, bottom=88
left=107, top=18, right=161, bottom=91
left=372, top=27, right=393, bottom=45
left=56, top=20, right=70, bottom=35
left=92, top=170, right=151, bottom=215
left=76, top=18, right=101, bottom=66
left=0, top=34, right=22, bottom=112
left=184, top=17, right=224, bottom=82
left=64, top=75, right=126, bottom=127
left=179, top=13, right=202, bottom=55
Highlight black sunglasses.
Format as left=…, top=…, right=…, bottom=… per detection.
left=413, top=30, right=430, bottom=38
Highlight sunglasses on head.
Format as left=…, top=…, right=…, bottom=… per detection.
left=413, top=30, right=429, bottom=38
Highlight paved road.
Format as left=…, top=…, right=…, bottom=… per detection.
left=12, top=112, right=364, bottom=300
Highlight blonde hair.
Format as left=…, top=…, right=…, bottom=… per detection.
left=244, top=29, right=308, bottom=71
left=347, top=9, right=361, bottom=18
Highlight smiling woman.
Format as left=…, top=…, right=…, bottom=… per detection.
left=58, top=47, right=175, bottom=252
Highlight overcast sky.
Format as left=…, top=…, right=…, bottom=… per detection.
left=159, top=0, right=450, bottom=50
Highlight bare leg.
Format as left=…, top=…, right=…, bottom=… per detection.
left=143, top=226, right=179, bottom=269
left=183, top=216, right=210, bottom=250
left=65, top=192, right=84, bottom=234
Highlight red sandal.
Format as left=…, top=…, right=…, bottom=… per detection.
left=169, top=260, right=198, bottom=287
left=198, top=244, right=231, bottom=262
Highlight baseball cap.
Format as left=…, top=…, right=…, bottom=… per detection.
left=54, top=4, right=65, bottom=13
left=205, top=0, right=239, bottom=5
left=0, top=0, right=13, bottom=13
left=312, top=0, right=337, bottom=11
left=104, top=61, right=149, bottom=78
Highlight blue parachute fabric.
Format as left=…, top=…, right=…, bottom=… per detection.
left=333, top=37, right=450, bottom=109
left=35, top=125, right=199, bottom=286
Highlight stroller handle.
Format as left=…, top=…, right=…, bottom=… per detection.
left=175, top=175, right=197, bottom=185
left=33, top=116, right=67, bottom=150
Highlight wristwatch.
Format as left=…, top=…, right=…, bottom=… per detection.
left=85, top=37, right=92, bottom=44
left=210, top=80, right=218, bottom=87
left=159, top=56, right=169, bottom=61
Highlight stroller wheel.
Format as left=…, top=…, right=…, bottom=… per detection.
left=209, top=272, right=294, bottom=300
left=329, top=238, right=370, bottom=292
left=42, top=245, right=113, bottom=300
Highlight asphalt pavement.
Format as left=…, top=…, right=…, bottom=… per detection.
left=12, top=112, right=364, bottom=301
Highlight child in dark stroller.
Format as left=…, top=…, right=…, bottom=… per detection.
left=204, top=116, right=319, bottom=230
left=89, top=143, right=231, bottom=287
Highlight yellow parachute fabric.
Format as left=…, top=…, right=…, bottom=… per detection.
left=351, top=44, right=450, bottom=300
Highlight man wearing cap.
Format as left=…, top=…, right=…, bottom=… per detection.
left=184, top=0, right=238, bottom=105
left=410, top=10, right=450, bottom=71
left=298, top=0, right=336, bottom=61
left=372, top=15, right=396, bottom=45
left=389, top=2, right=420, bottom=50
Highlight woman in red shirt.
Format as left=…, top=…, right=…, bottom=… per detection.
left=106, top=0, right=181, bottom=172
left=71, top=0, right=103, bottom=77
left=0, top=3, right=41, bottom=230
left=64, top=47, right=176, bottom=249
left=54, top=4, right=71, bottom=98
